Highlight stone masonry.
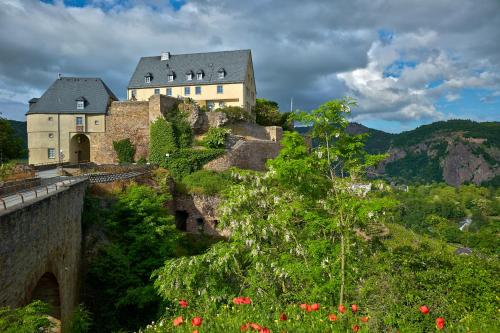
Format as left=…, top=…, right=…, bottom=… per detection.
left=0, top=180, right=87, bottom=332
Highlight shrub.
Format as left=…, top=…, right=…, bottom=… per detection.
left=218, top=106, right=253, bottom=122
left=149, top=118, right=176, bottom=165
left=202, top=127, right=231, bottom=148
left=0, top=301, right=53, bottom=333
left=113, top=138, right=135, bottom=163
left=163, top=148, right=225, bottom=180
left=180, top=170, right=234, bottom=195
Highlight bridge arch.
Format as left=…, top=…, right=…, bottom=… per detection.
left=30, top=272, right=61, bottom=320
left=70, top=133, right=90, bottom=163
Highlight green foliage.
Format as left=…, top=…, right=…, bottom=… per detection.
left=0, top=301, right=53, bottom=333
left=202, top=127, right=231, bottom=149
left=218, top=106, right=253, bottom=122
left=112, top=138, right=136, bottom=163
left=162, top=148, right=225, bottom=180
left=149, top=118, right=177, bottom=165
left=255, top=98, right=293, bottom=130
left=67, top=304, right=92, bottom=333
left=0, top=117, right=25, bottom=161
left=179, top=169, right=234, bottom=195
left=0, top=161, right=15, bottom=181
left=85, top=185, right=180, bottom=332
left=386, top=183, right=500, bottom=255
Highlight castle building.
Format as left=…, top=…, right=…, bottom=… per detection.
left=127, top=50, right=256, bottom=112
left=26, top=77, right=117, bottom=165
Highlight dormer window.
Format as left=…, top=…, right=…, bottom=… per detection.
left=167, top=70, right=175, bottom=82
left=76, top=96, right=86, bottom=110
left=185, top=70, right=193, bottom=81
left=196, top=69, right=204, bottom=80
left=145, top=73, right=153, bottom=83
left=218, top=68, right=225, bottom=79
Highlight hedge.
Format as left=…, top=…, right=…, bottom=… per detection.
left=112, top=138, right=135, bottom=163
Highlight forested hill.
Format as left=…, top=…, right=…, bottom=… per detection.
left=8, top=120, right=27, bottom=150
left=296, top=120, right=500, bottom=186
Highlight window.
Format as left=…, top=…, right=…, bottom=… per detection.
left=207, top=101, right=214, bottom=111
left=48, top=148, right=55, bottom=159
left=219, top=101, right=225, bottom=107
left=94, top=120, right=100, bottom=125
left=154, top=88, right=160, bottom=95
left=145, top=76, right=151, bottom=83
left=48, top=116, right=53, bottom=121
left=76, top=116, right=83, bottom=125
left=131, top=89, right=136, bottom=99
left=218, top=72, right=224, bottom=79
left=195, top=86, right=201, bottom=95
left=217, top=85, right=223, bottom=94
left=184, top=87, right=190, bottom=95
left=77, top=101, right=84, bottom=110
left=218, top=68, right=225, bottom=79
left=168, top=74, right=174, bottom=82
left=166, top=88, right=172, bottom=96
left=186, top=73, right=192, bottom=81
left=196, top=73, right=203, bottom=80
left=48, top=133, right=54, bottom=138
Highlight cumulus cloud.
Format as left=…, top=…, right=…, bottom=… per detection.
left=0, top=0, right=498, bottom=129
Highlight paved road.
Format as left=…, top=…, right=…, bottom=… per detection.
left=36, top=167, right=62, bottom=179
left=0, top=178, right=83, bottom=211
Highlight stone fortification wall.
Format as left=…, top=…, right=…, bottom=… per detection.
left=228, top=122, right=283, bottom=141
left=204, top=139, right=281, bottom=172
left=92, top=95, right=179, bottom=164
left=0, top=180, right=87, bottom=331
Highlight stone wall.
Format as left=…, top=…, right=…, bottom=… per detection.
left=92, top=95, right=179, bottom=164
left=0, top=180, right=87, bottom=331
left=173, top=194, right=228, bottom=236
left=228, top=121, right=283, bottom=141
left=204, top=139, right=281, bottom=172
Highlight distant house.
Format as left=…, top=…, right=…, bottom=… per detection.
left=26, top=77, right=117, bottom=165
left=127, top=50, right=256, bottom=113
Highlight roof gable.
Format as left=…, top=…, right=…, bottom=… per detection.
left=27, top=77, right=118, bottom=115
left=127, top=49, right=251, bottom=88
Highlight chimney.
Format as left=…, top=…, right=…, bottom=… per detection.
left=160, top=52, right=170, bottom=61
left=58, top=73, right=62, bottom=79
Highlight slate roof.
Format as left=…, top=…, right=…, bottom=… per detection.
left=127, top=50, right=251, bottom=89
left=27, top=77, right=118, bottom=115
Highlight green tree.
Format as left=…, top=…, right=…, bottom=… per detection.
left=255, top=98, right=292, bottom=130
left=0, top=115, right=24, bottom=161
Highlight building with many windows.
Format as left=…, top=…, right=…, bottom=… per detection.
left=127, top=50, right=256, bottom=112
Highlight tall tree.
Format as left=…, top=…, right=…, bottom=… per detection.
left=0, top=114, right=24, bottom=162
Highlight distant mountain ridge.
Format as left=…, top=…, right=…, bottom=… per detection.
left=297, top=120, right=500, bottom=186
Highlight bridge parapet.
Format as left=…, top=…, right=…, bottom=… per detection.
left=0, top=179, right=88, bottom=332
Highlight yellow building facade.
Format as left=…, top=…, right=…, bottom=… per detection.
left=127, top=50, right=256, bottom=112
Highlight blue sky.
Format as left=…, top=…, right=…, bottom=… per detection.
left=0, top=0, right=498, bottom=133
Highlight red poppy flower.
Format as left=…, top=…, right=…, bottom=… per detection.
left=234, top=297, right=252, bottom=305
left=192, top=331, right=199, bottom=333
left=259, top=328, right=270, bottom=333
left=279, top=313, right=287, bottom=321
left=351, top=304, right=358, bottom=313
left=300, top=303, right=308, bottom=310
left=250, top=323, right=262, bottom=330
left=436, top=317, right=445, bottom=330
left=338, top=304, right=346, bottom=314
left=241, top=323, right=250, bottom=331
left=419, top=305, right=429, bottom=315
left=328, top=313, right=337, bottom=321
left=179, top=299, right=188, bottom=308
left=361, top=316, right=369, bottom=323
left=353, top=325, right=360, bottom=332
left=191, top=316, right=203, bottom=327
left=311, top=303, right=320, bottom=311
left=173, top=316, right=183, bottom=326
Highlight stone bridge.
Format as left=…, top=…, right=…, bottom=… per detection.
left=0, top=179, right=87, bottom=331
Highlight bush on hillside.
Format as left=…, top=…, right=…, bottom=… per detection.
left=162, top=148, right=225, bottom=180
left=179, top=169, right=234, bottom=195
left=149, top=118, right=177, bottom=165
left=113, top=138, right=135, bottom=163
left=218, top=106, right=253, bottom=122
left=202, top=127, right=231, bottom=149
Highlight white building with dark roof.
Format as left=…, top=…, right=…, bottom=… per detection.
left=127, top=50, right=256, bottom=112
left=27, top=77, right=117, bottom=165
